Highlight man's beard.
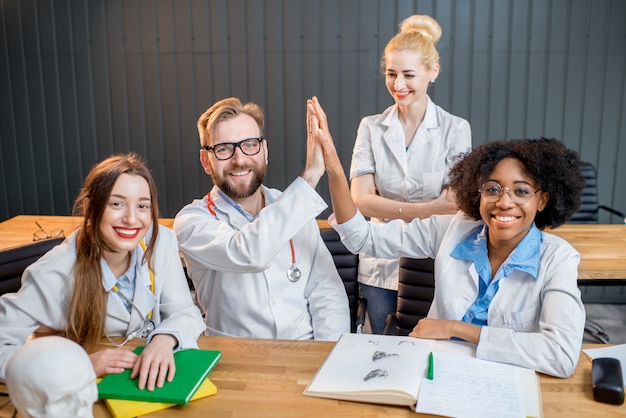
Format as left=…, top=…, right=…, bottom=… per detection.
left=211, top=163, right=266, bottom=199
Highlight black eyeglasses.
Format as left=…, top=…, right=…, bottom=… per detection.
left=33, top=221, right=64, bottom=241
left=478, top=181, right=541, bottom=205
left=202, top=137, right=264, bottom=161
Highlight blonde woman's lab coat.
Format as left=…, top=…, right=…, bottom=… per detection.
left=349, top=97, right=471, bottom=291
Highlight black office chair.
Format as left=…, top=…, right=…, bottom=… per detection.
left=566, top=162, right=624, bottom=343
left=0, top=237, right=64, bottom=296
left=383, top=257, right=435, bottom=336
left=568, top=161, right=625, bottom=224
left=319, top=227, right=367, bottom=333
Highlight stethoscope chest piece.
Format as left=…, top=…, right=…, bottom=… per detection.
left=142, top=320, right=156, bottom=337
left=287, top=265, right=301, bottom=282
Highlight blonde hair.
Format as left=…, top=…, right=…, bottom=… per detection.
left=382, top=14, right=442, bottom=71
left=197, top=97, right=264, bottom=147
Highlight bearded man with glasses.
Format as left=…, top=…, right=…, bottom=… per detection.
left=174, top=97, right=349, bottom=341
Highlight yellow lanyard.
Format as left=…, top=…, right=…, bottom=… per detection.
left=139, top=240, right=154, bottom=319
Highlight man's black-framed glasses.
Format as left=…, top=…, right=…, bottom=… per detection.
left=478, top=181, right=541, bottom=205
left=202, top=137, right=264, bottom=160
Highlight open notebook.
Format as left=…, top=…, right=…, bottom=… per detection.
left=303, top=333, right=542, bottom=417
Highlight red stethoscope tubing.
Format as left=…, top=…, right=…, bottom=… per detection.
left=206, top=193, right=297, bottom=265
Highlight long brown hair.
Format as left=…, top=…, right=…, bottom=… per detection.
left=66, top=152, right=160, bottom=352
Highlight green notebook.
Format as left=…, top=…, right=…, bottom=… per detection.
left=97, top=347, right=221, bottom=405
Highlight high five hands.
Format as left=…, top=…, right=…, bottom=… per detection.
left=301, top=96, right=339, bottom=188
left=306, top=96, right=357, bottom=223
left=306, top=96, right=341, bottom=173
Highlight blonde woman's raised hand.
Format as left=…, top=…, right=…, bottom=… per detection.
left=300, top=97, right=325, bottom=188
left=307, top=96, right=357, bottom=223
left=307, top=96, right=341, bottom=173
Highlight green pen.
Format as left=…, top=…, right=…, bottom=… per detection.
left=427, top=352, right=434, bottom=380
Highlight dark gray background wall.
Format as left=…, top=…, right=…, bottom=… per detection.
left=1, top=0, right=625, bottom=221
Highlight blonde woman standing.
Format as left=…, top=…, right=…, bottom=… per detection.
left=350, top=15, right=472, bottom=333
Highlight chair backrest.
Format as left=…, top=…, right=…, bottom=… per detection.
left=0, top=237, right=64, bottom=296
left=319, top=227, right=360, bottom=333
left=568, top=161, right=599, bottom=224
left=393, top=257, right=435, bottom=336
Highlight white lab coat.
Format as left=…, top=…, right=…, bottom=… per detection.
left=331, top=211, right=585, bottom=377
left=174, top=177, right=350, bottom=341
left=0, top=225, right=205, bottom=381
left=349, top=97, right=472, bottom=291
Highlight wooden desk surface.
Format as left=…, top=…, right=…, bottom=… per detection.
left=0, top=337, right=621, bottom=417
left=0, top=215, right=174, bottom=250
left=319, top=219, right=626, bottom=280
left=1, top=215, right=626, bottom=280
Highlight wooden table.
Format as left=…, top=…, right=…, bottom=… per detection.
left=0, top=215, right=174, bottom=250
left=1, top=215, right=626, bottom=281
left=0, top=337, right=622, bottom=417
left=545, top=224, right=626, bottom=281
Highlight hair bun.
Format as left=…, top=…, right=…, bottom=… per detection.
left=400, top=14, right=442, bottom=44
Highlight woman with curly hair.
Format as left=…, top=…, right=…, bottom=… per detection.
left=307, top=96, right=586, bottom=378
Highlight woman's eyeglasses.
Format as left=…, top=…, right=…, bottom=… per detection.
left=478, top=181, right=541, bottom=205
left=33, top=221, right=64, bottom=241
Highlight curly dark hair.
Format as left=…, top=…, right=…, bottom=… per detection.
left=448, top=138, right=585, bottom=230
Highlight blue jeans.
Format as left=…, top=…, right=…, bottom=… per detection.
left=359, top=283, right=398, bottom=334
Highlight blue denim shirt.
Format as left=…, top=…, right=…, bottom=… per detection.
left=451, top=224, right=541, bottom=326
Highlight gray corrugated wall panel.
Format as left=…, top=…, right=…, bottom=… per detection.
left=0, top=1, right=8, bottom=216
left=39, top=0, right=66, bottom=215
left=1, top=0, right=626, bottom=221
left=525, top=0, right=549, bottom=138
left=449, top=0, right=472, bottom=122
left=469, top=0, right=490, bottom=145
left=284, top=0, right=305, bottom=188
left=18, top=0, right=47, bottom=216
left=488, top=0, right=509, bottom=141
left=339, top=0, right=360, bottom=167
left=581, top=2, right=607, bottom=161
left=563, top=0, right=588, bottom=152
left=431, top=0, right=453, bottom=115
left=544, top=0, right=568, bottom=141
left=264, top=0, right=286, bottom=191
left=357, top=0, right=378, bottom=121
left=73, top=0, right=98, bottom=175
left=507, top=0, right=530, bottom=138
left=157, top=2, right=185, bottom=217
left=599, top=0, right=626, bottom=223
left=0, top=0, right=20, bottom=216
left=57, top=1, right=83, bottom=212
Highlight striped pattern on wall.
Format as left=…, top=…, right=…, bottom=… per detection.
left=1, top=0, right=625, bottom=220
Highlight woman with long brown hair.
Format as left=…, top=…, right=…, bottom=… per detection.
left=0, top=153, right=204, bottom=390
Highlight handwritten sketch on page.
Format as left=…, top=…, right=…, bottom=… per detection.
left=304, top=334, right=435, bottom=403
left=303, top=334, right=541, bottom=416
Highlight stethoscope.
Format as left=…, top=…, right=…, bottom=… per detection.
left=207, top=193, right=301, bottom=282
left=106, top=241, right=156, bottom=347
